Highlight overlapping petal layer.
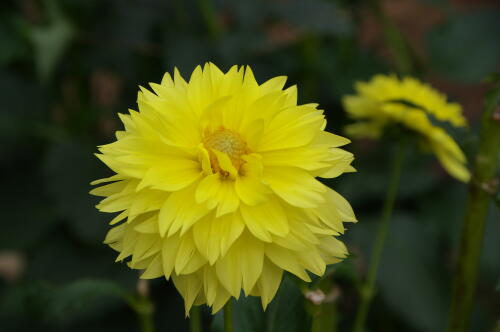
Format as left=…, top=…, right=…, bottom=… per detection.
left=342, top=74, right=470, bottom=182
left=92, top=63, right=356, bottom=314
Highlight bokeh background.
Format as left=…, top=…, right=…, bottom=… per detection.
left=1, top=0, right=499, bottom=331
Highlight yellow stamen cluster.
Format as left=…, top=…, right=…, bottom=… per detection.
left=204, top=128, right=248, bottom=175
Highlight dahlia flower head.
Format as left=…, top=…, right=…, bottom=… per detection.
left=343, top=74, right=470, bottom=182
left=91, top=63, right=356, bottom=314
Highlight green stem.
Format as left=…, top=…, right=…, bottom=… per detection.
left=131, top=294, right=155, bottom=332
left=196, top=0, right=221, bottom=40
left=310, top=302, right=337, bottom=332
left=128, top=279, right=155, bottom=332
left=494, top=319, right=500, bottom=332
left=138, top=305, right=155, bottom=332
left=353, top=141, right=407, bottom=332
left=189, top=306, right=202, bottom=332
left=224, top=300, right=234, bottom=332
left=368, top=0, right=414, bottom=75
left=447, top=81, right=500, bottom=332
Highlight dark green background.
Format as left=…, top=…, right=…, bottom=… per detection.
left=1, top=0, right=499, bottom=331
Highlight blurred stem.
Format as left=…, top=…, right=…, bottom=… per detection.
left=196, top=0, right=221, bottom=40
left=130, top=279, right=155, bottom=332
left=310, top=301, right=337, bottom=332
left=189, top=306, right=202, bottom=332
left=138, top=305, right=155, bottom=332
left=368, top=0, right=414, bottom=75
left=448, top=80, right=500, bottom=332
left=353, top=141, right=406, bottom=332
left=224, top=300, right=234, bottom=332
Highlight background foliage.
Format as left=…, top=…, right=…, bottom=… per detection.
left=0, top=0, right=499, bottom=331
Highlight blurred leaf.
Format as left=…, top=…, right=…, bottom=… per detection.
left=334, top=144, right=439, bottom=203
left=211, top=297, right=265, bottom=332
left=427, top=9, right=500, bottom=83
left=211, top=276, right=308, bottom=332
left=0, top=71, right=47, bottom=151
left=380, top=217, right=448, bottom=331
left=0, top=71, right=56, bottom=251
left=44, top=279, right=128, bottom=320
left=0, top=16, right=29, bottom=66
left=43, top=141, right=109, bottom=244
left=30, top=0, right=75, bottom=81
left=352, top=215, right=448, bottom=332
left=263, top=276, right=309, bottom=332
left=26, top=229, right=134, bottom=285
left=20, top=279, right=130, bottom=325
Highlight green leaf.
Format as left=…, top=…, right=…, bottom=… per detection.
left=211, top=297, right=265, bottom=332
left=211, top=276, right=308, bottom=332
left=22, top=279, right=130, bottom=325
left=30, top=0, right=74, bottom=81
left=426, top=10, right=500, bottom=83
left=352, top=214, right=448, bottom=331
left=46, top=279, right=128, bottom=320
left=0, top=15, right=29, bottom=66
left=265, top=276, right=309, bottom=332
left=0, top=71, right=47, bottom=150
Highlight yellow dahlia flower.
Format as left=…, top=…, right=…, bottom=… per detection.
left=343, top=74, right=470, bottom=182
left=91, top=63, right=356, bottom=314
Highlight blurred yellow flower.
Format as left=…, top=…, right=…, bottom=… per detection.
left=343, top=74, right=470, bottom=182
left=91, top=63, right=357, bottom=314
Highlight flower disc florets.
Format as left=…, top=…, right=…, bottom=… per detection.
left=204, top=128, right=248, bottom=176
left=91, top=63, right=357, bottom=314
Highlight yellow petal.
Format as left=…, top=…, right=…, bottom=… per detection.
left=141, top=254, right=163, bottom=279
left=162, top=234, right=181, bottom=279
left=327, top=189, right=357, bottom=222
left=211, top=149, right=238, bottom=178
left=171, top=273, right=203, bottom=316
left=433, top=144, right=470, bottom=182
left=240, top=197, right=289, bottom=241
left=104, top=223, right=126, bottom=244
left=90, top=180, right=127, bottom=197
left=259, top=76, right=287, bottom=94
left=193, top=213, right=244, bottom=264
left=215, top=232, right=264, bottom=297
left=257, top=259, right=283, bottom=310
left=263, top=166, right=326, bottom=208
left=196, top=174, right=221, bottom=204
left=234, top=174, right=269, bottom=206
left=175, top=232, right=206, bottom=275
left=265, top=244, right=310, bottom=282
left=158, top=185, right=209, bottom=237
left=137, top=161, right=202, bottom=192
left=259, top=106, right=324, bottom=151
left=134, top=215, right=159, bottom=234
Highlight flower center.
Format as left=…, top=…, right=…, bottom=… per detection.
left=204, top=128, right=248, bottom=175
